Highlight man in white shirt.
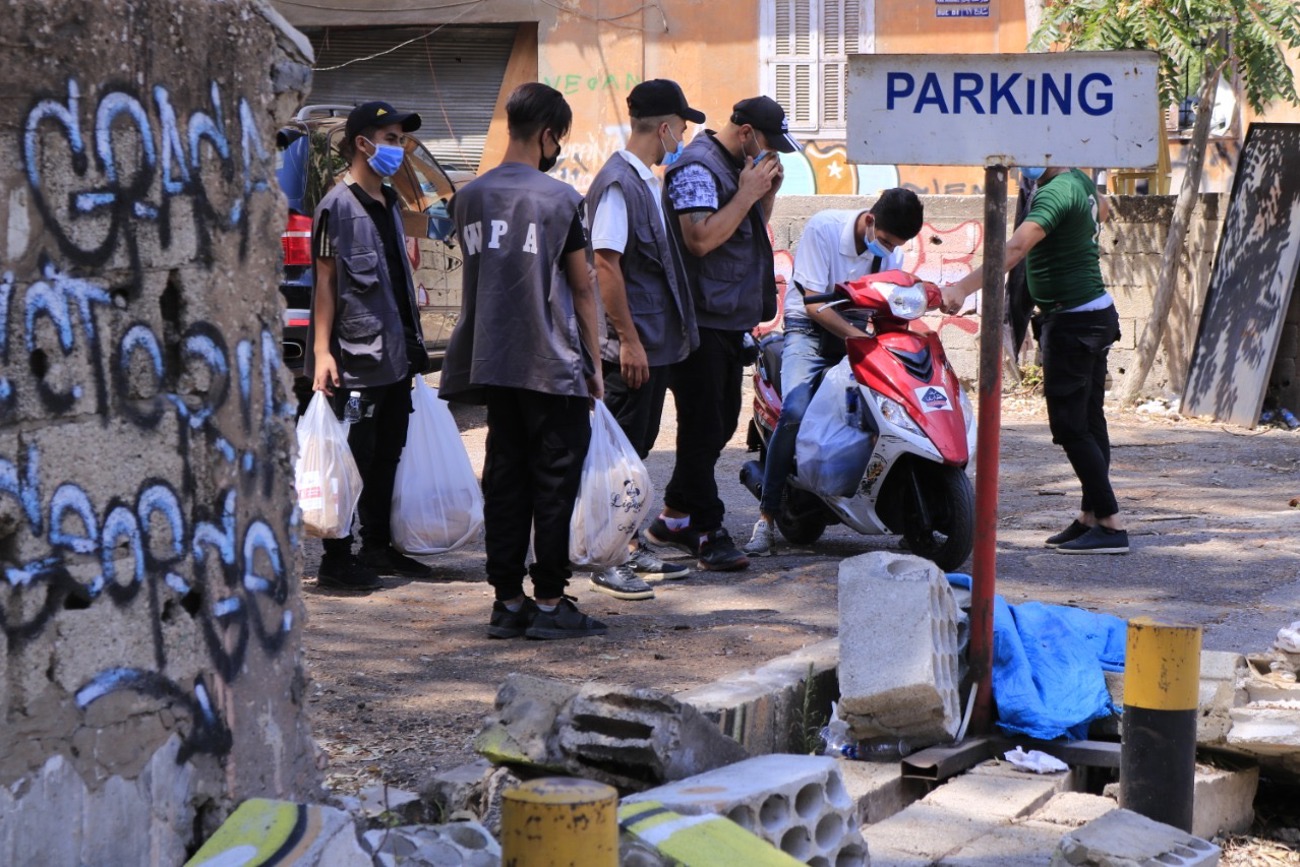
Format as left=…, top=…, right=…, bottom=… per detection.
left=584, top=80, right=703, bottom=600
left=745, top=189, right=924, bottom=555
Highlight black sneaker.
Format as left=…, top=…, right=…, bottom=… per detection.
left=317, top=552, right=383, bottom=591
left=626, top=544, right=690, bottom=580
left=1057, top=525, right=1130, bottom=555
left=644, top=517, right=700, bottom=555
left=697, top=528, right=749, bottom=572
left=525, top=596, right=608, bottom=640
left=360, top=546, right=435, bottom=579
left=1045, top=520, right=1090, bottom=548
left=487, top=599, right=537, bottom=639
left=590, top=565, right=656, bottom=600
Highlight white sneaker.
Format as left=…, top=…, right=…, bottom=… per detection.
left=743, top=518, right=776, bottom=556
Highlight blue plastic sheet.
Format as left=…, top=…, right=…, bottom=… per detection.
left=948, top=574, right=1126, bottom=741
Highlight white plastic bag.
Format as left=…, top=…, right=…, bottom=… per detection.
left=295, top=391, right=363, bottom=539
left=391, top=377, right=484, bottom=555
left=570, top=401, right=654, bottom=568
left=795, top=358, right=875, bottom=498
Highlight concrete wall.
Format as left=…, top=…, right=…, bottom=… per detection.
left=771, top=193, right=1227, bottom=398
left=0, top=1, right=319, bottom=861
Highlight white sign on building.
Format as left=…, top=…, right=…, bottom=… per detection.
left=847, top=52, right=1161, bottom=168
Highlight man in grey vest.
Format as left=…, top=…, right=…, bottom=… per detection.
left=441, top=83, right=608, bottom=640
left=308, top=100, right=435, bottom=591
left=583, top=79, right=703, bottom=601
left=643, top=96, right=797, bottom=572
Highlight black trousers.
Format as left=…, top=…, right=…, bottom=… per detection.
left=664, top=327, right=745, bottom=532
left=1040, top=305, right=1122, bottom=519
left=322, top=377, right=412, bottom=556
left=602, top=359, right=671, bottom=460
left=482, top=386, right=591, bottom=601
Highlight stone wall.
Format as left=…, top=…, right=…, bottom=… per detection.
left=0, top=1, right=318, bottom=862
left=771, top=193, right=1228, bottom=399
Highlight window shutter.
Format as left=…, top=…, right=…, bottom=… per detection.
left=820, top=0, right=861, bottom=129
left=773, top=0, right=817, bottom=131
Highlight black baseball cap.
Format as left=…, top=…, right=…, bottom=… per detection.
left=345, top=100, right=422, bottom=142
left=731, top=96, right=799, bottom=153
left=627, top=79, right=705, bottom=124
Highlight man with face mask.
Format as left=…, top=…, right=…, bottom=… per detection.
left=745, top=189, right=924, bottom=556
left=441, top=83, right=608, bottom=640
left=643, top=96, right=797, bottom=572
left=581, top=79, right=704, bottom=600
left=307, top=100, right=434, bottom=591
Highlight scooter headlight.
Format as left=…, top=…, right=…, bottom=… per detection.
left=880, top=283, right=927, bottom=320
left=872, top=391, right=923, bottom=437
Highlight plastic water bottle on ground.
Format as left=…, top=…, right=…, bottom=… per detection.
left=1280, top=408, right=1300, bottom=430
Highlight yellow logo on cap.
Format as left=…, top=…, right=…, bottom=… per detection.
left=377, top=108, right=388, bottom=116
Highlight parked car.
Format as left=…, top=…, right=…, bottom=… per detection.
left=275, top=104, right=470, bottom=409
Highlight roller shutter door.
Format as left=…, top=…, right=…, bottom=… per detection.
left=306, top=25, right=515, bottom=173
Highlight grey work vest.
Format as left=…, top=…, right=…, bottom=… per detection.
left=440, top=162, right=592, bottom=404
left=586, top=154, right=697, bottom=367
left=664, top=132, right=777, bottom=332
left=306, top=181, right=425, bottom=389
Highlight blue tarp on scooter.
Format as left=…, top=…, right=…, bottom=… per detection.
left=948, top=574, right=1126, bottom=741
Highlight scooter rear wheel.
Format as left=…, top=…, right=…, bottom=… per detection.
left=776, top=487, right=829, bottom=546
left=902, top=464, right=974, bottom=571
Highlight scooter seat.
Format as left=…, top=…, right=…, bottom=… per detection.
left=759, top=332, right=784, bottom=396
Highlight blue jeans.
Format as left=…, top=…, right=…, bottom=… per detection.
left=759, top=322, right=836, bottom=516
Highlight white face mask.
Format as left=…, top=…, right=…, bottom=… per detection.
left=661, top=126, right=685, bottom=166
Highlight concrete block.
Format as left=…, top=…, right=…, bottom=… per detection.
left=1226, top=706, right=1300, bottom=755
left=363, top=821, right=501, bottom=867
left=1192, top=762, right=1258, bottom=839
left=557, top=683, right=750, bottom=790
left=838, top=553, right=961, bottom=744
left=1029, top=792, right=1118, bottom=829
left=863, top=802, right=998, bottom=863
left=922, top=760, right=1072, bottom=822
left=474, top=674, right=581, bottom=768
left=837, top=756, right=916, bottom=825
left=185, top=799, right=370, bottom=867
left=340, top=785, right=428, bottom=824
left=419, top=759, right=494, bottom=821
left=676, top=638, right=840, bottom=755
left=1050, top=808, right=1220, bottom=867
left=1198, top=651, right=1248, bottom=746
left=624, top=755, right=868, bottom=866
left=939, top=821, right=1066, bottom=867
left=618, top=801, right=805, bottom=867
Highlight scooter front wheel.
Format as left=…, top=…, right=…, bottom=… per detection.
left=776, top=486, right=829, bottom=545
left=901, top=463, right=974, bottom=571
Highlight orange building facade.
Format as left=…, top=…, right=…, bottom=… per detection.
left=273, top=0, right=1298, bottom=195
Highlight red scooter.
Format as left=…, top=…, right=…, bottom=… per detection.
left=741, top=270, right=976, bottom=570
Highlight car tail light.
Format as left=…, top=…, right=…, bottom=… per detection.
left=281, top=213, right=313, bottom=266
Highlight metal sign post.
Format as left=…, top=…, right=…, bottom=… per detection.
left=846, top=51, right=1160, bottom=737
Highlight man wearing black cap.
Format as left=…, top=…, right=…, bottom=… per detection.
left=308, top=100, right=434, bottom=590
left=643, top=95, right=798, bottom=572
left=582, top=79, right=703, bottom=601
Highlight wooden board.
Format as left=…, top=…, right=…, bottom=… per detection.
left=1183, top=123, right=1300, bottom=426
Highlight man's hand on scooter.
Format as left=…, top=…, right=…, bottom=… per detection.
left=940, top=283, right=969, bottom=315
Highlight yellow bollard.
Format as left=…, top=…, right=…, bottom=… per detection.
left=500, top=777, right=619, bottom=867
left=1121, top=617, right=1202, bottom=833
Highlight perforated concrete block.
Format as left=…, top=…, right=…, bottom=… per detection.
left=624, top=754, right=868, bottom=867
left=838, top=553, right=961, bottom=743
left=363, top=821, right=501, bottom=867
left=1050, top=808, right=1220, bottom=867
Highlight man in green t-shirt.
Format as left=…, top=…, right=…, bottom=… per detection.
left=942, top=167, right=1128, bottom=555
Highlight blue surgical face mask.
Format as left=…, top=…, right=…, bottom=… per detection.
left=1021, top=166, right=1047, bottom=181
left=661, top=127, right=685, bottom=166
left=366, top=140, right=406, bottom=177
left=866, top=238, right=890, bottom=259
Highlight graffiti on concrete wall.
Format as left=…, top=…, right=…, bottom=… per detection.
left=5, top=76, right=294, bottom=762
left=552, top=125, right=630, bottom=194
left=542, top=71, right=642, bottom=96
left=776, top=139, right=989, bottom=197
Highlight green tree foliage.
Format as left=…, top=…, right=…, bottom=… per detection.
left=1028, top=0, right=1300, bottom=404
